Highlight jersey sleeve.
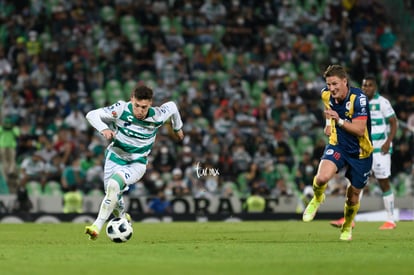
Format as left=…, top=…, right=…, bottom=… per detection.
left=86, top=101, right=126, bottom=132
left=353, top=94, right=369, bottom=119
left=381, top=97, right=396, bottom=120
left=156, top=101, right=183, bottom=131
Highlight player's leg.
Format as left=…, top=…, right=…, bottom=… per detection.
left=112, top=195, right=132, bottom=224
left=340, top=184, right=361, bottom=240
left=112, top=163, right=146, bottom=224
left=330, top=178, right=358, bottom=228
left=303, top=158, right=337, bottom=222
left=374, top=153, right=396, bottom=229
left=378, top=177, right=396, bottom=229
left=85, top=176, right=121, bottom=240
left=340, top=156, right=372, bottom=241
left=85, top=157, right=124, bottom=240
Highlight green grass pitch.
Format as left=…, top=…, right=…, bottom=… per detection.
left=1, top=221, right=413, bottom=275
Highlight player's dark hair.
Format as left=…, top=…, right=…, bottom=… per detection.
left=131, top=84, right=153, bottom=100
left=323, top=64, right=348, bottom=80
left=363, top=74, right=377, bottom=85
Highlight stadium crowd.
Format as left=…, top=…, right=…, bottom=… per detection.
left=0, top=0, right=413, bottom=211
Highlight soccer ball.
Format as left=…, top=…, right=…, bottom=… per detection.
left=106, top=217, right=133, bottom=243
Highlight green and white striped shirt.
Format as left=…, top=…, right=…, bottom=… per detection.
left=369, top=92, right=396, bottom=153
left=86, top=100, right=183, bottom=165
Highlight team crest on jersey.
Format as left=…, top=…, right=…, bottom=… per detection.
left=326, top=149, right=334, bottom=155
left=111, top=111, right=118, bottom=118
left=346, top=102, right=351, bottom=110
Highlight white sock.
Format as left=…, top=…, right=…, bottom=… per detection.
left=93, top=179, right=120, bottom=231
left=383, top=191, right=395, bottom=222
left=113, top=196, right=126, bottom=219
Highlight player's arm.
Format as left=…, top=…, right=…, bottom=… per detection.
left=159, top=101, right=184, bottom=141
left=86, top=103, right=119, bottom=140
left=324, top=111, right=368, bottom=137
left=382, top=115, right=398, bottom=153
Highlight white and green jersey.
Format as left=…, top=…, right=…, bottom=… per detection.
left=369, top=92, right=396, bottom=153
left=86, top=100, right=183, bottom=165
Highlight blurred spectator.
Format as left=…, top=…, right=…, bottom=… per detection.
left=253, top=144, right=274, bottom=171
left=61, top=157, right=86, bottom=193
left=243, top=188, right=266, bottom=213
left=0, top=46, right=12, bottom=79
left=147, top=190, right=172, bottom=214
left=0, top=117, right=20, bottom=188
left=231, top=143, right=252, bottom=175
left=12, top=185, right=33, bottom=213
left=62, top=185, right=83, bottom=214
left=153, top=145, right=176, bottom=174
left=270, top=128, right=295, bottom=171
left=165, top=167, right=191, bottom=197
left=199, top=0, right=227, bottom=25
left=19, top=153, right=47, bottom=188
left=295, top=152, right=316, bottom=194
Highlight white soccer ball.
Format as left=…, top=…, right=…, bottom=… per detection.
left=106, top=217, right=133, bottom=243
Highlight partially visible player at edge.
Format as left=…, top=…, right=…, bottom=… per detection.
left=302, top=65, right=373, bottom=241
left=330, top=75, right=398, bottom=230
left=85, top=84, right=184, bottom=240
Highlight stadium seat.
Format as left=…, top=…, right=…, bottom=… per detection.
left=91, top=89, right=106, bottom=107
left=296, top=135, right=314, bottom=156
left=43, top=181, right=62, bottom=196
left=139, top=70, right=155, bottom=81
left=123, top=80, right=137, bottom=98
left=107, top=88, right=125, bottom=102
left=26, top=181, right=42, bottom=196
left=105, top=79, right=122, bottom=93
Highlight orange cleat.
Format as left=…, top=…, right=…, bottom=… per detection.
left=379, top=221, right=396, bottom=230
left=329, top=217, right=355, bottom=228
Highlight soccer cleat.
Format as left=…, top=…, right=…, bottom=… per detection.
left=302, top=194, right=325, bottom=222
left=379, top=221, right=396, bottom=230
left=125, top=213, right=132, bottom=225
left=85, top=225, right=99, bottom=240
left=329, top=217, right=356, bottom=228
left=340, top=226, right=352, bottom=241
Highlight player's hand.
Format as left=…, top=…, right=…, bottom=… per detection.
left=324, top=109, right=339, bottom=121
left=381, top=141, right=391, bottom=154
left=175, top=129, right=184, bottom=141
left=101, top=129, right=115, bottom=140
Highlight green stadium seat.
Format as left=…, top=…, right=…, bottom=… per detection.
left=26, top=181, right=42, bottom=196
left=43, top=181, right=62, bottom=196
left=123, top=80, right=137, bottom=98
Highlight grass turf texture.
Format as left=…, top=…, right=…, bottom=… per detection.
left=1, top=221, right=413, bottom=275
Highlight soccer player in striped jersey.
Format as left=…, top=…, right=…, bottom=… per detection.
left=85, top=84, right=184, bottom=240
left=302, top=65, right=373, bottom=241
left=330, top=75, right=398, bottom=230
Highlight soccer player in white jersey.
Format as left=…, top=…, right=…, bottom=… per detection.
left=85, top=84, right=184, bottom=240
left=330, top=75, right=398, bottom=230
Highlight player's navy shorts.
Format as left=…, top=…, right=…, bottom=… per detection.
left=321, top=144, right=373, bottom=189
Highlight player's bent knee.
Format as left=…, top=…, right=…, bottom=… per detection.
left=106, top=178, right=121, bottom=194
left=315, top=174, right=331, bottom=185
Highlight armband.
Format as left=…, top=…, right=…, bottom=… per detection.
left=325, top=119, right=331, bottom=126
left=337, top=119, right=344, bottom=127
